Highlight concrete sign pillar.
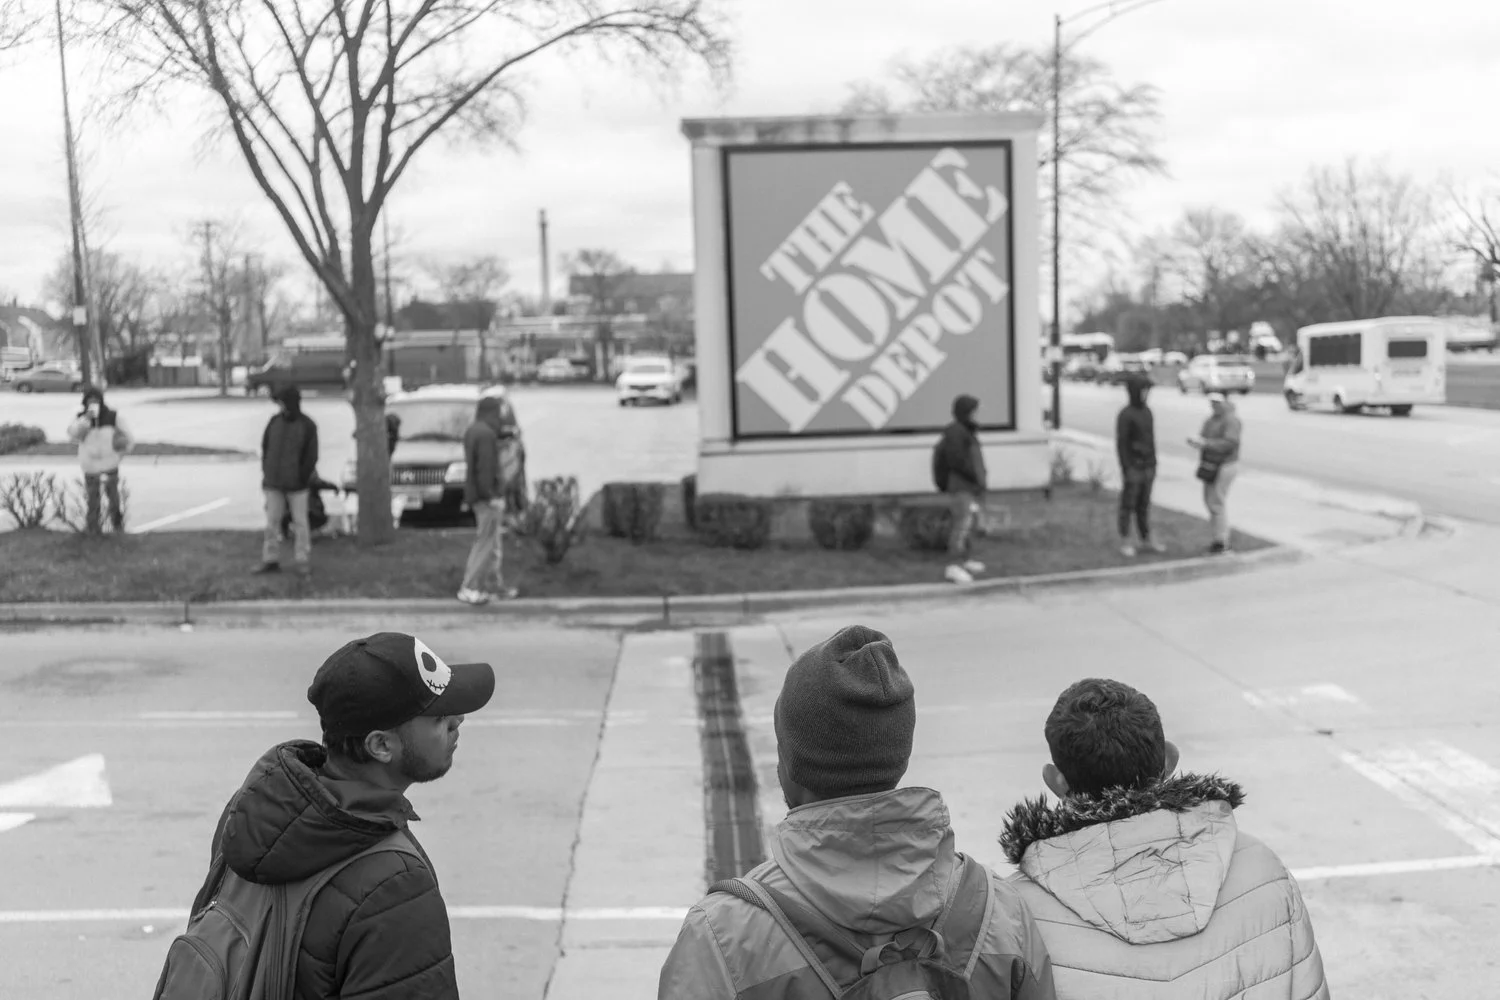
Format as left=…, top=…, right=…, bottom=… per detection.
left=681, top=111, right=1050, bottom=497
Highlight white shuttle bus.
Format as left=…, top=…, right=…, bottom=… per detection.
left=1283, top=316, right=1447, bottom=416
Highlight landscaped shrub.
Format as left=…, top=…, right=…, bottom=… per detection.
left=0, top=423, right=46, bottom=455
left=53, top=476, right=131, bottom=534
left=807, top=500, right=876, bottom=551
left=1049, top=447, right=1076, bottom=486
left=681, top=474, right=698, bottom=530
left=601, top=481, right=666, bottom=544
left=694, top=493, right=772, bottom=550
left=897, top=503, right=955, bottom=552
left=0, top=471, right=63, bottom=529
left=521, top=476, right=587, bottom=563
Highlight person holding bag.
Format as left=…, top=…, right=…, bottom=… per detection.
left=1188, top=392, right=1242, bottom=554
left=67, top=386, right=133, bottom=533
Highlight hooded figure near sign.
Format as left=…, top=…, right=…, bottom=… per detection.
left=932, top=394, right=988, bottom=584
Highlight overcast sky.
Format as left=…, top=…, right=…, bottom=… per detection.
left=1, top=0, right=1497, bottom=315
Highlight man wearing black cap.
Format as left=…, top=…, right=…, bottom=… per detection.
left=183, top=632, right=495, bottom=1000
left=659, top=625, right=1056, bottom=1000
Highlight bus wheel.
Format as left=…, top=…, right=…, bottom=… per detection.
left=1391, top=405, right=1413, bottom=417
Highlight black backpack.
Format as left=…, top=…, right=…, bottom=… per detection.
left=709, top=857, right=992, bottom=999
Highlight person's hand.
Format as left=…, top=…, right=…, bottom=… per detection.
left=1187, top=436, right=1202, bottom=448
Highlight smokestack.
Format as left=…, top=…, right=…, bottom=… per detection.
left=539, top=209, right=551, bottom=315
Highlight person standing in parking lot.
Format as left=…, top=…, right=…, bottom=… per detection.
left=1115, top=377, right=1163, bottom=557
left=1189, top=392, right=1242, bottom=554
left=457, top=395, right=519, bottom=605
left=68, top=386, right=133, bottom=533
left=256, top=385, right=319, bottom=576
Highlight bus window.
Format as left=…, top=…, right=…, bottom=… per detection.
left=1387, top=339, right=1428, bottom=359
left=1307, top=333, right=1362, bottom=367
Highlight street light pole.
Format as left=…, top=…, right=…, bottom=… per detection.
left=1051, top=13, right=1063, bottom=431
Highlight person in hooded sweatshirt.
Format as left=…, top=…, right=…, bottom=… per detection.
left=256, top=384, right=319, bottom=574
left=1188, top=392, right=1242, bottom=555
left=457, top=393, right=520, bottom=605
left=933, top=393, right=989, bottom=584
left=1114, top=377, right=1164, bottom=558
left=184, top=632, right=495, bottom=1000
left=67, top=386, right=133, bottom=532
left=659, top=625, right=1056, bottom=1000
left=999, top=678, right=1328, bottom=1000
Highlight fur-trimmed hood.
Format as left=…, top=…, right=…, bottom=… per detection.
left=999, top=773, right=1246, bottom=945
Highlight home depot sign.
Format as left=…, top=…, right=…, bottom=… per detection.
left=726, top=142, right=1014, bottom=437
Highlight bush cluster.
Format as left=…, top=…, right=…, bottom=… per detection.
left=897, top=504, right=954, bottom=552
left=807, top=500, right=875, bottom=551
left=520, top=476, right=587, bottom=563
left=601, top=481, right=666, bottom=544
left=0, top=471, right=129, bottom=533
left=694, top=493, right=773, bottom=550
left=0, top=423, right=45, bottom=456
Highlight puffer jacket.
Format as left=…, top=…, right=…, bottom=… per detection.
left=1200, top=409, right=1242, bottom=464
left=999, top=774, right=1328, bottom=1000
left=189, top=741, right=459, bottom=1000
left=659, top=786, right=1056, bottom=1000
left=67, top=412, right=132, bottom=473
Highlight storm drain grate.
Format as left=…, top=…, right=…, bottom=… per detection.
left=692, top=631, right=766, bottom=883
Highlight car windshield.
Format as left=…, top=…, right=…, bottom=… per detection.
left=626, top=362, right=670, bottom=375
left=389, top=401, right=475, bottom=441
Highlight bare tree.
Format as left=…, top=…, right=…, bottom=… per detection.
left=0, top=0, right=40, bottom=52
left=43, top=247, right=156, bottom=363
left=842, top=43, right=1165, bottom=274
left=1274, top=159, right=1447, bottom=322
left=189, top=219, right=246, bottom=396
left=1148, top=208, right=1265, bottom=342
left=424, top=254, right=509, bottom=377
left=1450, top=178, right=1500, bottom=323
left=562, top=248, right=632, bottom=378
left=87, top=0, right=730, bottom=545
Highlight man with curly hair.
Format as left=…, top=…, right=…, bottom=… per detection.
left=999, top=678, right=1328, bottom=999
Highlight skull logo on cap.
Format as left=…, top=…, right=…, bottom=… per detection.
left=412, top=637, right=452, bottom=696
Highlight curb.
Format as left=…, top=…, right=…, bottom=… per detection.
left=0, top=545, right=1306, bottom=627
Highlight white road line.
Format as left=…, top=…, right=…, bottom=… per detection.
left=130, top=497, right=232, bottom=534
left=1338, top=744, right=1500, bottom=855
left=0, top=814, right=35, bottom=833
left=1291, top=855, right=1500, bottom=881
left=0, top=906, right=690, bottom=924
left=1242, top=683, right=1367, bottom=711
left=139, top=711, right=299, bottom=720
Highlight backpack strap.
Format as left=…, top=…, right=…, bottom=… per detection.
left=708, top=878, right=847, bottom=997
left=267, top=828, right=425, bottom=1000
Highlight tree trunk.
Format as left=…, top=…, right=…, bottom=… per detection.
left=348, top=231, right=395, bottom=547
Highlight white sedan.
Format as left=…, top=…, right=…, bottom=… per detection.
left=616, top=357, right=683, bottom=405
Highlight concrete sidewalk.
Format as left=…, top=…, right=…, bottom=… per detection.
left=1052, top=428, right=1424, bottom=553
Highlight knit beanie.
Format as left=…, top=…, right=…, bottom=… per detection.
left=774, top=625, right=916, bottom=798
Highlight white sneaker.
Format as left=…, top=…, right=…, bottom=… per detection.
left=945, top=564, right=974, bottom=584
left=962, top=560, right=986, bottom=575
left=456, top=588, right=490, bottom=605
left=1143, top=539, right=1166, bottom=554
left=1120, top=543, right=1138, bottom=557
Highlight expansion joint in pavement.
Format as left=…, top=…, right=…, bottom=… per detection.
left=692, top=631, right=767, bottom=883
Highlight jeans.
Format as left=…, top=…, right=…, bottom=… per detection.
left=462, top=500, right=506, bottom=593
left=263, top=489, right=310, bottom=566
left=1119, top=466, right=1155, bottom=541
left=1203, top=462, right=1238, bottom=546
left=947, top=490, right=981, bottom=558
left=85, top=471, right=123, bottom=533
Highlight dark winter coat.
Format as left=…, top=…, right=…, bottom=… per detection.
left=191, top=741, right=459, bottom=1000
left=933, top=394, right=987, bottom=495
left=1115, top=380, right=1156, bottom=471
left=999, top=774, right=1327, bottom=1000
left=261, top=386, right=319, bottom=491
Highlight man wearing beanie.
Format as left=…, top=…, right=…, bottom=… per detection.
left=659, top=625, right=1055, bottom=1000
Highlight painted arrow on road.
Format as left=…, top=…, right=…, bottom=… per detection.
left=0, top=754, right=112, bottom=833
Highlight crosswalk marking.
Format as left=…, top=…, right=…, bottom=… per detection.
left=1338, top=741, right=1500, bottom=856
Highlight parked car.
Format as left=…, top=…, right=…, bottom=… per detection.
left=340, top=383, right=515, bottom=521
left=536, top=356, right=586, bottom=383
left=1099, top=356, right=1152, bottom=385
left=245, top=348, right=346, bottom=394
left=1177, top=355, right=1256, bottom=394
left=10, top=364, right=84, bottom=393
left=616, top=355, right=684, bottom=406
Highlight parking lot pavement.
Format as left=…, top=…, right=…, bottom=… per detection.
left=0, top=385, right=699, bottom=530
left=0, top=619, right=631, bottom=1000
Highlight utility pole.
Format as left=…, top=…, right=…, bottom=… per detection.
left=55, top=0, right=92, bottom=388
left=197, top=220, right=229, bottom=396
left=539, top=209, right=551, bottom=315
left=243, top=253, right=256, bottom=362
left=1050, top=12, right=1063, bottom=431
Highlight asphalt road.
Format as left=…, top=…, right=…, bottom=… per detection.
left=0, top=619, right=622, bottom=1000
left=1061, top=382, right=1500, bottom=524
left=0, top=385, right=699, bottom=532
